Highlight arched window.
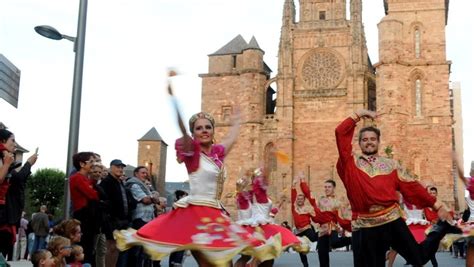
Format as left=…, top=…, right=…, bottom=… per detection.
left=415, top=78, right=422, bottom=117
left=414, top=29, right=421, bottom=58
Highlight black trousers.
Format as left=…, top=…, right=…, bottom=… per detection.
left=351, top=230, right=364, bottom=267
left=317, top=230, right=351, bottom=267
left=169, top=250, right=185, bottom=267
left=73, top=208, right=97, bottom=267
left=296, top=226, right=318, bottom=267
left=358, top=218, right=445, bottom=267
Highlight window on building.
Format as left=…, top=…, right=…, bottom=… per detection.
left=414, top=29, right=421, bottom=58
left=232, top=55, right=237, bottom=69
left=415, top=79, right=422, bottom=117
left=319, top=11, right=326, bottom=20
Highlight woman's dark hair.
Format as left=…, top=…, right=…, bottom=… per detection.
left=175, top=190, right=188, bottom=201
left=72, top=152, right=95, bottom=170
left=0, top=129, right=13, bottom=143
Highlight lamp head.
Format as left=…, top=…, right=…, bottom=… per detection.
left=34, top=25, right=63, bottom=40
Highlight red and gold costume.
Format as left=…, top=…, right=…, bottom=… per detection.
left=235, top=170, right=307, bottom=258
left=317, top=195, right=341, bottom=237
left=335, top=116, right=438, bottom=229
left=115, top=139, right=269, bottom=266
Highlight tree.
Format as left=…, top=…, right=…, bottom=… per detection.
left=27, top=168, right=65, bottom=217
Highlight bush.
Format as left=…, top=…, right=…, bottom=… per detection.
left=27, top=168, right=65, bottom=217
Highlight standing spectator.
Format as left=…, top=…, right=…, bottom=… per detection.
left=0, top=128, right=38, bottom=259
left=69, top=152, right=99, bottom=265
left=99, top=159, right=131, bottom=267
left=156, top=197, right=168, bottom=216
left=89, top=164, right=107, bottom=267
left=15, top=211, right=28, bottom=260
left=125, top=166, right=158, bottom=267
left=31, top=205, right=50, bottom=253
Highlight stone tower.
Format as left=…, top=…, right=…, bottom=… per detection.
left=270, top=0, right=375, bottom=221
left=375, top=0, right=454, bottom=206
left=200, top=0, right=374, bottom=221
left=199, top=35, right=272, bottom=212
left=200, top=0, right=455, bottom=222
left=137, top=127, right=167, bottom=196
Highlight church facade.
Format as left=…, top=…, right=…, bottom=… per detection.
left=199, top=0, right=455, bottom=222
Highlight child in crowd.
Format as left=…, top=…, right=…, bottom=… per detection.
left=66, top=244, right=91, bottom=267
left=31, top=249, right=55, bottom=267
left=47, top=236, right=72, bottom=267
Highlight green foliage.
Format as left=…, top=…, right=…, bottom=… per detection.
left=384, top=145, right=394, bottom=159
left=27, top=168, right=65, bottom=216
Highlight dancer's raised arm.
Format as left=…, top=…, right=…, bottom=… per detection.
left=220, top=107, right=241, bottom=155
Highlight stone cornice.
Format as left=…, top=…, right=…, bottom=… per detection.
left=293, top=88, right=347, bottom=98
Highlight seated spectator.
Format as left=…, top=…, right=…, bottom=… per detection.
left=47, top=236, right=72, bottom=267
left=31, top=249, right=55, bottom=267
left=66, top=244, right=91, bottom=267
left=53, top=219, right=82, bottom=244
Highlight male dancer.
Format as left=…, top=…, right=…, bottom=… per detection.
left=316, top=179, right=351, bottom=267
left=292, top=176, right=338, bottom=267
left=335, top=109, right=458, bottom=267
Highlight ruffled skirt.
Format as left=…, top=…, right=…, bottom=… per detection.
left=241, top=224, right=309, bottom=253
left=114, top=204, right=279, bottom=266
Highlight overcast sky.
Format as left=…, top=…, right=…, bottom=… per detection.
left=0, top=0, right=472, bottom=181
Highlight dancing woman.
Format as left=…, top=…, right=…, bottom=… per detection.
left=235, top=169, right=307, bottom=267
left=115, top=73, right=265, bottom=267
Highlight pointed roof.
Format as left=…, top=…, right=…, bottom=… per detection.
left=247, top=36, right=261, bottom=50
left=209, top=35, right=248, bottom=56
left=138, top=127, right=163, bottom=142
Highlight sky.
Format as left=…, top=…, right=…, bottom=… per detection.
left=0, top=0, right=472, bottom=182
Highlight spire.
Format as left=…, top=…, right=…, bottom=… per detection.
left=247, top=36, right=261, bottom=50
left=282, top=0, right=295, bottom=25
left=243, top=36, right=265, bottom=54
left=209, top=35, right=248, bottom=56
left=138, top=127, right=163, bottom=142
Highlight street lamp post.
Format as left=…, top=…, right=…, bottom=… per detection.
left=35, top=0, right=88, bottom=219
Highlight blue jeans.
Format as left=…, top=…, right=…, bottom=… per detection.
left=31, top=235, right=46, bottom=254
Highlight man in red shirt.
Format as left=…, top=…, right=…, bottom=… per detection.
left=292, top=176, right=340, bottom=267
left=335, top=109, right=458, bottom=267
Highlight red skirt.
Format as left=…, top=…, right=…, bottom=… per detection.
left=242, top=224, right=308, bottom=252
left=115, top=205, right=278, bottom=266
left=408, top=224, right=429, bottom=243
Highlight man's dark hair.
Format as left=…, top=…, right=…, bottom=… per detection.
left=325, top=179, right=336, bottom=187
left=72, top=152, right=95, bottom=170
left=175, top=190, right=188, bottom=201
left=358, top=126, right=381, bottom=143
left=430, top=186, right=438, bottom=193
left=133, top=166, right=147, bottom=176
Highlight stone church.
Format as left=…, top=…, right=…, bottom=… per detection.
left=198, top=0, right=454, bottom=222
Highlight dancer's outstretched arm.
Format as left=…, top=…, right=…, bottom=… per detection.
left=221, top=107, right=241, bottom=155
left=167, top=70, right=192, bottom=157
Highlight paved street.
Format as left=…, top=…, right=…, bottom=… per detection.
left=8, top=251, right=465, bottom=266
